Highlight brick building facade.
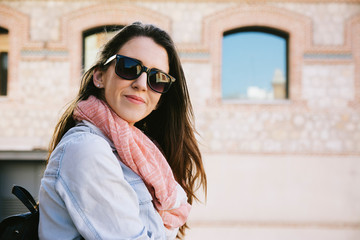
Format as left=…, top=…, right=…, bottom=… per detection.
left=0, top=0, right=359, bottom=239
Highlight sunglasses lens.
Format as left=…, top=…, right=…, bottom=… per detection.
left=113, top=55, right=174, bottom=93
left=148, top=70, right=171, bottom=93
left=116, top=57, right=141, bottom=80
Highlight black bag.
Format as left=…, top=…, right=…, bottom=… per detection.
left=0, top=186, right=39, bottom=240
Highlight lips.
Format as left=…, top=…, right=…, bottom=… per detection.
left=125, top=95, right=145, bottom=104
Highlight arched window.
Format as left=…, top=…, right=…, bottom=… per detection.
left=82, top=25, right=122, bottom=72
left=222, top=27, right=289, bottom=100
left=0, top=27, right=9, bottom=96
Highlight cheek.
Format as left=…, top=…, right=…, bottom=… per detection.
left=104, top=78, right=129, bottom=93
left=103, top=81, right=121, bottom=104
left=150, top=94, right=162, bottom=110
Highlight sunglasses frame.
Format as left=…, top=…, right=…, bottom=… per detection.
left=104, top=54, right=176, bottom=93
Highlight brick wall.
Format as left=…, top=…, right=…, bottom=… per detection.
left=0, top=1, right=359, bottom=239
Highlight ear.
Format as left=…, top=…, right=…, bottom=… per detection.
left=93, top=68, right=104, bottom=88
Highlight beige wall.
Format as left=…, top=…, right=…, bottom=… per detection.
left=0, top=0, right=359, bottom=239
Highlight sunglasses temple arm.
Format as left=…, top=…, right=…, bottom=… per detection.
left=104, top=55, right=117, bottom=65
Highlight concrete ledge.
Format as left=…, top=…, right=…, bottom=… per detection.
left=186, top=226, right=360, bottom=240
left=0, top=150, right=47, bottom=161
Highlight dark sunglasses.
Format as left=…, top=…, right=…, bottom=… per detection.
left=104, top=54, right=176, bottom=93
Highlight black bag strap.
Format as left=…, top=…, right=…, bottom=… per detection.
left=11, top=186, right=38, bottom=215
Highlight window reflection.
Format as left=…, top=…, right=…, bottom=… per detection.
left=222, top=28, right=288, bottom=100
left=0, top=27, right=9, bottom=96
left=82, top=25, right=122, bottom=72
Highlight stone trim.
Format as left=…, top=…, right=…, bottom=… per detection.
left=21, top=49, right=69, bottom=61
left=178, top=51, right=210, bottom=62
left=300, top=11, right=356, bottom=64
left=348, top=13, right=360, bottom=107
left=303, top=53, right=353, bottom=65
left=304, top=53, right=352, bottom=60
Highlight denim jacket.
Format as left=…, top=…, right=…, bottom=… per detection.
left=39, top=120, right=173, bottom=240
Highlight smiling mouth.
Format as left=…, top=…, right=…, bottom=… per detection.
left=125, top=95, right=145, bottom=104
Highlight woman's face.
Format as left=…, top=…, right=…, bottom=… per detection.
left=93, top=37, right=168, bottom=125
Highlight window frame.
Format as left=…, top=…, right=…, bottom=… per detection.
left=222, top=26, right=289, bottom=101
left=82, top=25, right=123, bottom=73
left=0, top=27, right=9, bottom=96
left=203, top=5, right=312, bottom=108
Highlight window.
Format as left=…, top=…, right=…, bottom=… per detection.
left=0, top=27, right=9, bottom=96
left=222, top=27, right=288, bottom=100
left=82, top=25, right=122, bottom=72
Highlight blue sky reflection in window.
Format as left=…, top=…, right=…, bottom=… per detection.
left=222, top=30, right=287, bottom=100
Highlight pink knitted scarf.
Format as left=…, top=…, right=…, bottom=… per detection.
left=73, top=96, right=191, bottom=229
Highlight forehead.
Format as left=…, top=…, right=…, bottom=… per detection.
left=117, top=37, right=169, bottom=72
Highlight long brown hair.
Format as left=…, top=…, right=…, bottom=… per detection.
left=48, top=22, right=207, bottom=238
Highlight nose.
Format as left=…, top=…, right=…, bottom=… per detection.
left=131, top=72, right=148, bottom=91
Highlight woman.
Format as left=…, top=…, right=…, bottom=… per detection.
left=38, top=22, right=206, bottom=240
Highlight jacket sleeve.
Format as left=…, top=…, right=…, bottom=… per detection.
left=55, top=132, right=152, bottom=240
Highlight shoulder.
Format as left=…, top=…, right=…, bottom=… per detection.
left=52, top=127, right=121, bottom=178
left=63, top=130, right=112, bottom=156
